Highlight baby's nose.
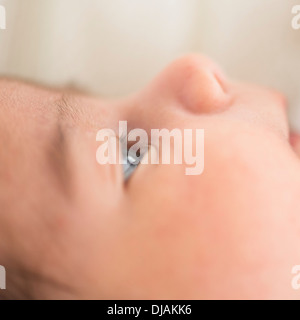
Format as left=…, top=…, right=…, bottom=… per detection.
left=152, top=54, right=231, bottom=114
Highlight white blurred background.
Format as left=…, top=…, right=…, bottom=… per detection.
left=0, top=0, right=300, bottom=128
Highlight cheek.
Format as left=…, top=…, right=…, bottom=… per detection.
left=127, top=166, right=209, bottom=256
left=230, top=83, right=289, bottom=139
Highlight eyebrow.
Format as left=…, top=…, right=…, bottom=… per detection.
left=55, top=94, right=81, bottom=123
left=46, top=96, right=77, bottom=198
left=47, top=120, right=72, bottom=198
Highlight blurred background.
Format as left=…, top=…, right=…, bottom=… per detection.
left=0, top=0, right=300, bottom=129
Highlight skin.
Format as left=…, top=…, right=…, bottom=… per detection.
left=0, top=54, right=300, bottom=300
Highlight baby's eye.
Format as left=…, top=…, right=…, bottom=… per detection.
left=121, top=140, right=148, bottom=181
left=123, top=149, right=141, bottom=181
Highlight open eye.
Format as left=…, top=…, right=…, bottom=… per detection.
left=121, top=138, right=148, bottom=181
left=122, top=148, right=141, bottom=181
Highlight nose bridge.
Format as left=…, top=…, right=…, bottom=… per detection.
left=161, top=55, right=231, bottom=114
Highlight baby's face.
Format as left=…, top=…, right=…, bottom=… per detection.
left=1, top=55, right=300, bottom=299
